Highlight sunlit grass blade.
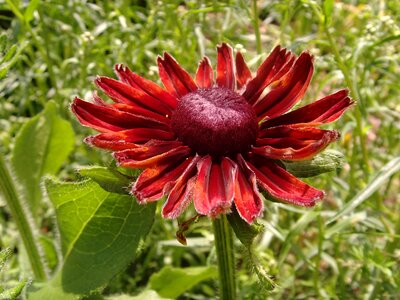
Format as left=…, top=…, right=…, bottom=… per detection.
left=327, top=157, right=400, bottom=225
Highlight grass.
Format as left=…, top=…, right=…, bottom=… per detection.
left=0, top=0, right=399, bottom=299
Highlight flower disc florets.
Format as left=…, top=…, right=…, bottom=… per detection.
left=171, top=87, right=259, bottom=156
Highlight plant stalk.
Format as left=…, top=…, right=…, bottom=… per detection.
left=212, top=215, right=236, bottom=300
left=323, top=27, right=370, bottom=178
left=0, top=154, right=47, bottom=280
left=252, top=0, right=262, bottom=55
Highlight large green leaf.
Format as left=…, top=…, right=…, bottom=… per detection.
left=148, top=266, right=217, bottom=299
left=28, top=179, right=156, bottom=299
left=11, top=101, right=75, bottom=212
left=105, top=291, right=171, bottom=300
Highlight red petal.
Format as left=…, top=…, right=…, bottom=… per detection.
left=235, top=52, right=252, bottom=90
left=242, top=46, right=294, bottom=103
left=254, top=126, right=340, bottom=160
left=216, top=43, right=235, bottom=90
left=247, top=157, right=324, bottom=206
left=114, top=140, right=191, bottom=168
left=95, top=76, right=171, bottom=116
left=261, top=89, right=353, bottom=129
left=157, top=52, right=197, bottom=98
left=194, top=156, right=236, bottom=217
left=71, top=97, right=168, bottom=133
left=114, top=64, right=177, bottom=111
left=92, top=91, right=107, bottom=106
left=195, top=57, right=214, bottom=88
left=162, top=155, right=201, bottom=218
left=234, top=155, right=263, bottom=223
left=254, top=52, right=314, bottom=121
left=85, top=128, right=175, bottom=151
left=133, top=156, right=193, bottom=203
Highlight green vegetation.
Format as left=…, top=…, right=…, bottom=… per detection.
left=0, top=0, right=399, bottom=299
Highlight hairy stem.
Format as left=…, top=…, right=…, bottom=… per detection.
left=212, top=215, right=236, bottom=300
left=0, top=154, right=47, bottom=280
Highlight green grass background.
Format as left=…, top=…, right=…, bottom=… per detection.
left=0, top=0, right=399, bottom=299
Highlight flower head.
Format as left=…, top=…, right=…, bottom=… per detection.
left=72, top=43, right=353, bottom=223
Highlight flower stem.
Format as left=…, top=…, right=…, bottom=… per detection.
left=212, top=215, right=236, bottom=300
left=323, top=27, right=370, bottom=179
left=252, top=0, right=262, bottom=55
left=0, top=154, right=47, bottom=281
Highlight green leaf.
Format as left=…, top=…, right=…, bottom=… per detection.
left=28, top=179, right=156, bottom=299
left=105, top=291, right=171, bottom=300
left=0, top=40, right=27, bottom=80
left=0, top=248, right=12, bottom=272
left=77, top=166, right=131, bottom=195
left=323, top=0, right=334, bottom=24
left=283, top=150, right=344, bottom=178
left=24, top=0, right=40, bottom=23
left=227, top=208, right=264, bottom=248
left=0, top=249, right=28, bottom=300
left=327, top=157, right=400, bottom=224
left=0, top=279, right=28, bottom=300
left=149, top=266, right=217, bottom=299
left=11, top=101, right=75, bottom=213
left=278, top=211, right=318, bottom=266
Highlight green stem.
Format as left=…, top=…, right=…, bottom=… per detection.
left=323, top=27, right=370, bottom=178
left=212, top=215, right=236, bottom=300
left=0, top=154, right=47, bottom=281
left=252, top=0, right=262, bottom=55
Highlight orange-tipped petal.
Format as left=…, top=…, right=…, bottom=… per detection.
left=133, top=156, right=193, bottom=203
left=114, top=64, right=178, bottom=111
left=254, top=126, right=340, bottom=161
left=85, top=128, right=175, bottom=151
left=261, top=89, right=353, bottom=128
left=95, top=76, right=171, bottom=116
left=216, top=43, right=235, bottom=90
left=254, top=52, right=314, bottom=120
left=195, top=57, right=214, bottom=88
left=247, top=157, right=325, bottom=206
left=114, top=140, right=190, bottom=168
left=71, top=97, right=168, bottom=133
left=243, top=46, right=294, bottom=103
left=157, top=52, right=197, bottom=98
left=194, top=156, right=237, bottom=217
left=162, top=155, right=201, bottom=218
left=234, top=155, right=264, bottom=223
left=235, top=51, right=252, bottom=90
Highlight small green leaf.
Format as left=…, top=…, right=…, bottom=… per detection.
left=149, top=266, right=217, bottom=299
left=28, top=178, right=156, bottom=298
left=327, top=157, right=400, bottom=224
left=0, top=279, right=28, bottom=300
left=39, top=235, right=59, bottom=271
left=24, top=0, right=40, bottom=23
left=0, top=249, right=28, bottom=300
left=283, top=150, right=344, bottom=178
left=77, top=166, right=131, bottom=195
left=227, top=208, right=264, bottom=248
left=11, top=101, right=75, bottom=213
left=323, top=0, right=334, bottom=24
left=0, top=248, right=12, bottom=272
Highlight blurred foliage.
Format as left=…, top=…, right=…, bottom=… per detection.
left=0, top=0, right=399, bottom=299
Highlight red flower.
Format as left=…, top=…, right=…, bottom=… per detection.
left=72, top=44, right=352, bottom=224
